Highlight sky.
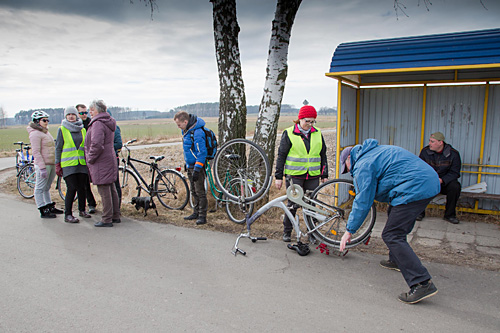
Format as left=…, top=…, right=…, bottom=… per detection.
left=1, top=0, right=499, bottom=118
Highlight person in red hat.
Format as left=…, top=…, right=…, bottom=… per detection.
left=275, top=105, right=328, bottom=242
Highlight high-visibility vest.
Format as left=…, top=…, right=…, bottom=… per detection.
left=284, top=126, right=322, bottom=176
left=60, top=126, right=86, bottom=167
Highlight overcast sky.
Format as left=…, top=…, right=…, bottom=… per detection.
left=1, top=0, right=499, bottom=117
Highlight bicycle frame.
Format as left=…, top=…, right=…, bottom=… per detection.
left=14, top=142, right=33, bottom=170
left=204, top=161, right=234, bottom=204
left=122, top=152, right=162, bottom=197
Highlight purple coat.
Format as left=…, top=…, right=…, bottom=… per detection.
left=84, top=112, right=117, bottom=185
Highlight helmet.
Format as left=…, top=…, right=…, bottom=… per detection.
left=31, top=110, right=49, bottom=121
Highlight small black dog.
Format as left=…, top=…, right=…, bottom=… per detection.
left=131, top=196, right=158, bottom=216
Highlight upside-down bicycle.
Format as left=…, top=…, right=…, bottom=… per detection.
left=211, top=139, right=376, bottom=256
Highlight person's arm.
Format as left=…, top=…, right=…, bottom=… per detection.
left=320, top=134, right=328, bottom=181
left=54, top=128, right=63, bottom=164
left=86, top=123, right=105, bottom=164
left=29, top=131, right=46, bottom=169
left=193, top=128, right=207, bottom=171
left=441, top=149, right=462, bottom=185
left=114, top=125, right=123, bottom=155
left=275, top=130, right=291, bottom=190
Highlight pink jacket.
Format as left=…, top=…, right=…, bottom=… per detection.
left=84, top=112, right=117, bottom=185
left=27, top=123, right=55, bottom=169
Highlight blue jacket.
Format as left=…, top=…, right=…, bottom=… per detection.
left=182, top=115, right=207, bottom=172
left=347, top=139, right=440, bottom=233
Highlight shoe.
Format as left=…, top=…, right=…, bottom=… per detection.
left=184, top=213, right=199, bottom=220
left=416, top=212, right=425, bottom=221
left=380, top=259, right=400, bottom=272
left=112, top=218, right=121, bottom=223
left=39, top=205, right=56, bottom=219
left=48, top=202, right=64, bottom=214
left=94, top=221, right=113, bottom=227
left=283, top=232, right=292, bottom=242
left=88, top=206, right=96, bottom=214
left=398, top=281, right=438, bottom=304
left=195, top=217, right=207, bottom=225
left=444, top=216, right=459, bottom=224
left=79, top=211, right=91, bottom=218
left=64, top=215, right=79, bottom=223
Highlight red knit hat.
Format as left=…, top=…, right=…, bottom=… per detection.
left=298, top=105, right=317, bottom=119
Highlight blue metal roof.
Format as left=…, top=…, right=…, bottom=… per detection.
left=329, top=29, right=500, bottom=74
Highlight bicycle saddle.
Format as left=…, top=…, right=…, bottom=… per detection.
left=150, top=155, right=165, bottom=162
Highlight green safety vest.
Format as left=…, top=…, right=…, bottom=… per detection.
left=284, top=126, right=322, bottom=176
left=60, top=126, right=86, bottom=167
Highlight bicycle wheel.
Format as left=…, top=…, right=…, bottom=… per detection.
left=119, top=166, right=141, bottom=205
left=225, top=177, right=255, bottom=224
left=155, top=169, right=189, bottom=210
left=17, top=164, right=36, bottom=199
left=304, top=178, right=376, bottom=249
left=57, top=176, right=78, bottom=202
left=213, top=139, right=271, bottom=203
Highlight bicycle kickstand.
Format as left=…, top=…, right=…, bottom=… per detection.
left=231, top=232, right=267, bottom=256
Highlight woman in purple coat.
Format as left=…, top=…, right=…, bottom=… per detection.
left=84, top=100, right=120, bottom=227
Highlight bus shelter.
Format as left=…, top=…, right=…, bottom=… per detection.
left=326, top=28, right=500, bottom=214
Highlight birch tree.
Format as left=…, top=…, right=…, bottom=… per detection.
left=210, top=0, right=247, bottom=143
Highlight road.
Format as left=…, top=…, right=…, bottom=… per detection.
left=0, top=192, right=499, bottom=332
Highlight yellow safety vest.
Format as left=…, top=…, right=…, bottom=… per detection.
left=284, top=126, right=322, bottom=176
left=60, top=126, right=86, bottom=167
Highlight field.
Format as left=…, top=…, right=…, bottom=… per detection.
left=0, top=115, right=337, bottom=154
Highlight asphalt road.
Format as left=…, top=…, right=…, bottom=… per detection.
left=0, top=192, right=499, bottom=332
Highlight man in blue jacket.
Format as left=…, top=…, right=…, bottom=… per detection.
left=339, top=139, right=440, bottom=304
left=174, top=111, right=208, bottom=225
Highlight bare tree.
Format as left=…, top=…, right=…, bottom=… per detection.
left=0, top=106, right=5, bottom=128
left=252, top=0, right=302, bottom=170
left=210, top=0, right=247, bottom=143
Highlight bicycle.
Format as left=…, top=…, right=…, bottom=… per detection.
left=14, top=141, right=33, bottom=172
left=189, top=159, right=256, bottom=224
left=119, top=139, right=190, bottom=211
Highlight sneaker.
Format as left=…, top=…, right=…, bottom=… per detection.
left=88, top=206, right=96, bottom=214
left=444, top=216, right=459, bottom=224
left=64, top=215, right=79, bottom=223
left=398, top=281, right=438, bottom=304
left=79, top=211, right=91, bottom=218
left=380, top=259, right=400, bottom=272
left=184, top=213, right=199, bottom=220
left=283, top=232, right=291, bottom=242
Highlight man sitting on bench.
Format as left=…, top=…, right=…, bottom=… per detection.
left=418, top=132, right=462, bottom=224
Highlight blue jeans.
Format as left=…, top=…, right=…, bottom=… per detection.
left=34, top=164, right=56, bottom=208
left=382, top=197, right=433, bottom=287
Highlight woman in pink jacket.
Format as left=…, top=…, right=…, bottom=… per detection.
left=84, top=100, right=120, bottom=227
left=27, top=111, right=64, bottom=218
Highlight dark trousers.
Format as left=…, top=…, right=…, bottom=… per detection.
left=188, top=168, right=207, bottom=218
left=85, top=171, right=97, bottom=208
left=441, top=180, right=461, bottom=218
left=115, top=157, right=122, bottom=208
left=283, top=176, right=320, bottom=233
left=64, top=173, right=88, bottom=216
left=382, top=197, right=433, bottom=288
left=97, top=183, right=120, bottom=223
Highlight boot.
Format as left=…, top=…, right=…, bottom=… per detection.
left=184, top=212, right=199, bottom=220
left=48, top=202, right=64, bottom=214
left=39, top=205, right=56, bottom=219
left=195, top=216, right=207, bottom=225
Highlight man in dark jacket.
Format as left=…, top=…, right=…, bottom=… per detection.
left=174, top=111, right=208, bottom=226
left=418, top=132, right=462, bottom=224
left=77, top=103, right=97, bottom=213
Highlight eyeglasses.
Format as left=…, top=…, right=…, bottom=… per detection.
left=302, top=119, right=316, bottom=124
left=79, top=112, right=88, bottom=115
left=40, top=119, right=49, bottom=123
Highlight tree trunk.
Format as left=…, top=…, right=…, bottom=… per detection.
left=211, top=0, right=247, bottom=144
left=252, top=0, right=302, bottom=170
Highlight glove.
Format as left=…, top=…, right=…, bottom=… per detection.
left=56, top=163, right=63, bottom=177
left=192, top=169, right=201, bottom=182
left=39, top=168, right=48, bottom=179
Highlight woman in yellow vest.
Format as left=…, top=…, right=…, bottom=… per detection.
left=55, top=106, right=91, bottom=223
left=275, top=105, right=328, bottom=242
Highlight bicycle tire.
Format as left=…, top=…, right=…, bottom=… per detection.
left=15, top=153, right=20, bottom=173
left=57, top=176, right=78, bottom=202
left=304, top=178, right=376, bottom=249
left=17, top=163, right=36, bottom=199
left=155, top=169, right=189, bottom=210
left=213, top=139, right=271, bottom=203
left=225, top=177, right=255, bottom=224
left=119, top=166, right=141, bottom=205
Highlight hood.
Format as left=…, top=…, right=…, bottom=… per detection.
left=349, top=138, right=379, bottom=173
left=184, top=114, right=205, bottom=134
left=89, top=112, right=116, bottom=132
left=27, top=122, right=47, bottom=134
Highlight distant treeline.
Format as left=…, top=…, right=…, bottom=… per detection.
left=7, top=103, right=336, bottom=125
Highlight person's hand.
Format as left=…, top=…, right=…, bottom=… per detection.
left=56, top=163, right=63, bottom=177
left=321, top=178, right=328, bottom=183
left=192, top=169, right=200, bottom=182
left=339, top=231, right=352, bottom=252
left=39, top=168, right=47, bottom=179
left=275, top=179, right=283, bottom=190
left=439, top=178, right=443, bottom=184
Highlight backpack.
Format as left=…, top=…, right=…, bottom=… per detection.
left=191, top=126, right=218, bottom=160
